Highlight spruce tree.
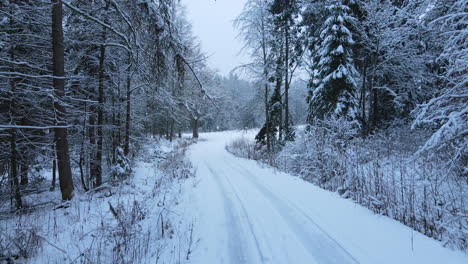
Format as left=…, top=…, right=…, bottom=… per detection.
left=307, top=0, right=358, bottom=122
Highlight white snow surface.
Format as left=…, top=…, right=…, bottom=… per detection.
left=186, top=130, right=467, bottom=264
left=1, top=139, right=196, bottom=263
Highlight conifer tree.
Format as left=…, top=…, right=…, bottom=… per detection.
left=307, top=0, right=358, bottom=122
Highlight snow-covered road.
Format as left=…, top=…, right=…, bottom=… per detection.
left=186, top=131, right=467, bottom=264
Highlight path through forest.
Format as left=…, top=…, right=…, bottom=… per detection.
left=186, top=131, right=467, bottom=264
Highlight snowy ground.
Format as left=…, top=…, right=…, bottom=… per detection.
left=186, top=130, right=467, bottom=264
left=0, top=138, right=197, bottom=263
left=2, top=131, right=466, bottom=263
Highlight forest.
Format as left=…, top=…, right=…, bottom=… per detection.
left=230, top=0, right=466, bottom=252
left=0, top=0, right=466, bottom=263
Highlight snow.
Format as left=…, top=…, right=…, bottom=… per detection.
left=2, top=132, right=465, bottom=263
left=333, top=45, right=344, bottom=55
left=186, top=130, right=467, bottom=264
left=0, top=139, right=196, bottom=263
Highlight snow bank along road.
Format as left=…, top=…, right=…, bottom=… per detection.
left=186, top=131, right=467, bottom=264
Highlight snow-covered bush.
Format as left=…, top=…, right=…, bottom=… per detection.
left=0, top=137, right=198, bottom=263
left=159, top=139, right=195, bottom=181
left=278, top=117, right=359, bottom=190
left=226, top=136, right=278, bottom=166
left=111, top=147, right=132, bottom=181
left=277, top=124, right=467, bottom=250
left=226, top=136, right=257, bottom=160
left=0, top=227, right=41, bottom=262
left=108, top=200, right=150, bottom=263
left=229, top=123, right=467, bottom=250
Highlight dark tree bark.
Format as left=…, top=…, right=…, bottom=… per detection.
left=278, top=81, right=283, bottom=143
left=371, top=88, right=378, bottom=128
left=51, top=155, right=56, bottom=191
left=275, top=61, right=283, bottom=144
left=262, top=35, right=271, bottom=151
left=369, top=65, right=378, bottom=129
left=88, top=110, right=97, bottom=184
left=264, top=80, right=270, bottom=151
left=79, top=105, right=88, bottom=192
left=111, top=102, right=116, bottom=162
left=284, top=24, right=290, bottom=140
left=124, top=57, right=131, bottom=156
left=7, top=2, right=22, bottom=209
left=52, top=0, right=74, bottom=200
left=165, top=118, right=169, bottom=140
left=256, top=63, right=282, bottom=151
left=169, top=119, right=175, bottom=142
left=111, top=77, right=119, bottom=163
left=192, top=119, right=199, bottom=139
left=95, top=9, right=108, bottom=187
left=10, top=131, right=22, bottom=209
left=20, top=161, right=29, bottom=186
left=79, top=150, right=88, bottom=192
left=368, top=42, right=380, bottom=130
left=360, top=66, right=368, bottom=135
left=117, top=77, right=122, bottom=145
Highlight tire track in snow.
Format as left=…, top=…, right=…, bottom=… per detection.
left=226, top=158, right=360, bottom=264
left=204, top=163, right=249, bottom=264
left=205, top=163, right=267, bottom=264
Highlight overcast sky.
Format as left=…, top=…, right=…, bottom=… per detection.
left=183, top=0, right=248, bottom=77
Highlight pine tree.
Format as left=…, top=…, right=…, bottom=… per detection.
left=307, top=0, right=358, bottom=122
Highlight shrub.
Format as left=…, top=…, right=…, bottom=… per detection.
left=228, top=121, right=467, bottom=250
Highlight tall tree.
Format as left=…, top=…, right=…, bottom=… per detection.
left=93, top=2, right=109, bottom=187
left=307, top=0, right=359, bottom=122
left=51, top=0, right=74, bottom=200
left=270, top=0, right=301, bottom=141
left=235, top=0, right=276, bottom=151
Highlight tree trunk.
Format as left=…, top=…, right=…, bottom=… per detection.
left=8, top=0, right=22, bottom=209
left=369, top=42, right=380, bottom=130
left=360, top=66, right=367, bottom=135
left=371, top=88, right=378, bottom=128
left=79, top=107, right=88, bottom=192
left=111, top=80, right=117, bottom=162
left=111, top=109, right=116, bottom=163
left=369, top=65, right=378, bottom=129
left=260, top=10, right=271, bottom=152
left=124, top=55, right=131, bottom=156
left=192, top=119, right=199, bottom=139
left=20, top=160, right=28, bottom=186
left=95, top=12, right=108, bottom=187
left=19, top=119, right=29, bottom=186
left=264, top=80, right=270, bottom=151
left=52, top=0, right=74, bottom=200
left=89, top=112, right=96, bottom=184
left=278, top=103, right=283, bottom=142
left=165, top=114, right=170, bottom=140
left=169, top=119, right=174, bottom=142
left=117, top=77, right=122, bottom=145
left=276, top=68, right=283, bottom=143
left=10, top=130, right=22, bottom=209
left=51, top=155, right=56, bottom=191
left=284, top=24, right=290, bottom=140
left=79, top=150, right=88, bottom=192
